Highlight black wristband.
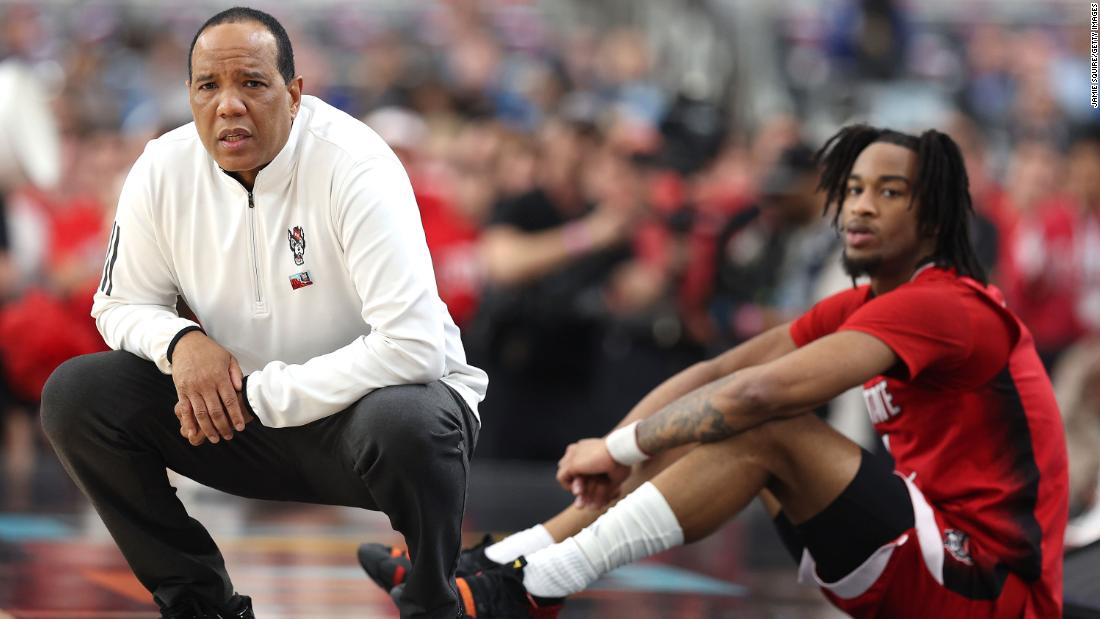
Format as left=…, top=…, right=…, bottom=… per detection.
left=166, top=326, right=205, bottom=364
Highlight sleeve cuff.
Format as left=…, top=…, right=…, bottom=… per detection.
left=166, top=325, right=205, bottom=364
left=241, top=373, right=262, bottom=426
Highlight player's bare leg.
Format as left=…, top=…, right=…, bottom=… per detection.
left=506, top=412, right=865, bottom=601
left=547, top=412, right=855, bottom=544
left=652, top=412, right=861, bottom=541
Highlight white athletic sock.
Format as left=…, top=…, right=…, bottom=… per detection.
left=484, top=524, right=555, bottom=564
left=522, top=482, right=684, bottom=598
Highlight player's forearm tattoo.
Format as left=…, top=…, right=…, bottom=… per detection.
left=637, top=374, right=739, bottom=455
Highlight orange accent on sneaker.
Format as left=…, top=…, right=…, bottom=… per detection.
left=456, top=577, right=477, bottom=617
left=393, top=565, right=406, bottom=586
left=390, top=547, right=406, bottom=558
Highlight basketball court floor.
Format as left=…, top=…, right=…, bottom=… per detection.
left=0, top=448, right=845, bottom=618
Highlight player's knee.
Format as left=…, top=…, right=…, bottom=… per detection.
left=729, top=414, right=810, bottom=472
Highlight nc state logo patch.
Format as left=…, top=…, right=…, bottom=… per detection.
left=288, top=226, right=306, bottom=266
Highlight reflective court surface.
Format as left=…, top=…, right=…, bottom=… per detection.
left=1, top=451, right=845, bottom=618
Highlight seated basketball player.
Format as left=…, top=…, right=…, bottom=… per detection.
left=362, top=124, right=1068, bottom=619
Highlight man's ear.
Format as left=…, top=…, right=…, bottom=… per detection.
left=288, top=76, right=304, bottom=117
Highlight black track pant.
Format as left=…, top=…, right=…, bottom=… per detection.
left=41, top=350, right=478, bottom=619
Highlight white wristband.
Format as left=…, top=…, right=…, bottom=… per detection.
left=605, top=421, right=649, bottom=466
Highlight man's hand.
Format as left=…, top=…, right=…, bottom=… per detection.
left=172, top=331, right=248, bottom=446
left=183, top=391, right=254, bottom=447
left=556, top=438, right=631, bottom=510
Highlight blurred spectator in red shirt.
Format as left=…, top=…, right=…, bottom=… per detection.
left=988, top=139, right=1080, bottom=365
left=0, top=129, right=116, bottom=404
left=1066, top=126, right=1100, bottom=335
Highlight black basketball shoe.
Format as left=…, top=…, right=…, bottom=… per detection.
left=358, top=533, right=498, bottom=592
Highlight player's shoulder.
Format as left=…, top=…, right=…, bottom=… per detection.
left=791, top=284, right=870, bottom=344
left=815, top=284, right=872, bottom=314
left=298, top=95, right=399, bottom=167
left=870, top=267, right=979, bottom=321
left=892, top=266, right=967, bottom=297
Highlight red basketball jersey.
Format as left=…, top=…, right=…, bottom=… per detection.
left=790, top=265, right=1068, bottom=618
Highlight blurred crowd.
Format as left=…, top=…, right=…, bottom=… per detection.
left=0, top=0, right=1098, bottom=539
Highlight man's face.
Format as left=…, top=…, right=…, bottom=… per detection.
left=840, top=141, right=930, bottom=281
left=188, top=21, right=301, bottom=187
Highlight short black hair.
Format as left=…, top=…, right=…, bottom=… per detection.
left=188, top=7, right=295, bottom=85
left=815, top=124, right=987, bottom=285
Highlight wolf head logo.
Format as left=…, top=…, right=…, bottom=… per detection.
left=288, top=226, right=306, bottom=266
left=944, top=529, right=973, bottom=565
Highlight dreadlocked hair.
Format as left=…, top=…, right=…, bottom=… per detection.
left=814, top=123, right=988, bottom=285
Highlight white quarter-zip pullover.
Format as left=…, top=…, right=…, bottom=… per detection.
left=92, top=95, right=488, bottom=427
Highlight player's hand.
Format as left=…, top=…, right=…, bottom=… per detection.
left=556, top=438, right=630, bottom=510
left=171, top=331, right=247, bottom=446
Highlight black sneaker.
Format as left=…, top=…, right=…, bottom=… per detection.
left=159, top=593, right=254, bottom=618
left=454, top=557, right=563, bottom=619
left=358, top=534, right=499, bottom=592
left=390, top=558, right=564, bottom=618
left=457, top=534, right=499, bottom=575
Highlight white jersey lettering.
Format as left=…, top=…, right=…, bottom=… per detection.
left=863, top=380, right=902, bottom=424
